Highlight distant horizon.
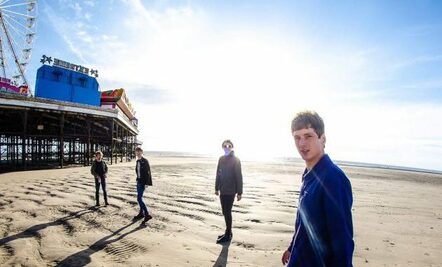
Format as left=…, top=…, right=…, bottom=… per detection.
left=144, top=150, right=442, bottom=174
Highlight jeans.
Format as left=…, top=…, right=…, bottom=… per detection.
left=137, top=181, right=149, bottom=215
left=220, top=194, right=235, bottom=234
left=95, top=176, right=108, bottom=205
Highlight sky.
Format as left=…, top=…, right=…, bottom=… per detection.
left=23, top=0, right=442, bottom=171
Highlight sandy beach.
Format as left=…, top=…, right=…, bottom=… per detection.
left=0, top=154, right=441, bottom=266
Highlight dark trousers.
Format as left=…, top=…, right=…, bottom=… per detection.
left=95, top=176, right=108, bottom=204
left=137, top=181, right=149, bottom=215
left=220, top=194, right=235, bottom=235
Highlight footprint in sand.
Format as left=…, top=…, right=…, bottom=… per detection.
left=234, top=241, right=255, bottom=249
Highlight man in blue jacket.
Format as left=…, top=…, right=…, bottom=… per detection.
left=133, top=147, right=153, bottom=224
left=281, top=111, right=354, bottom=267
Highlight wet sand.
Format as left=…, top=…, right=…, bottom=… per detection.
left=0, top=155, right=441, bottom=266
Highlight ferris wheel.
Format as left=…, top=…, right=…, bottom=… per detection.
left=0, top=0, right=37, bottom=86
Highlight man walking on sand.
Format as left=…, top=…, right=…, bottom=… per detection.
left=133, top=147, right=153, bottom=224
left=90, top=151, right=109, bottom=207
left=215, top=139, right=243, bottom=243
left=281, top=111, right=354, bottom=267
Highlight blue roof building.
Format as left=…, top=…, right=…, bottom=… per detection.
left=35, top=64, right=100, bottom=106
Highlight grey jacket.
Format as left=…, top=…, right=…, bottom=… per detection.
left=215, top=151, right=243, bottom=195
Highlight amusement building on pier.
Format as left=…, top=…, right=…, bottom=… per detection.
left=0, top=56, right=140, bottom=173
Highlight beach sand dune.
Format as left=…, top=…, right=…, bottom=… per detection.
left=0, top=156, right=441, bottom=266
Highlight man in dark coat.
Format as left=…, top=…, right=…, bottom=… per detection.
left=133, top=147, right=153, bottom=224
left=90, top=151, right=109, bottom=206
left=215, top=139, right=243, bottom=243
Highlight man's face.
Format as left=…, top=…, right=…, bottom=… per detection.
left=292, top=127, right=325, bottom=166
left=95, top=154, right=102, bottom=161
left=135, top=150, right=142, bottom=158
left=222, top=143, right=233, bottom=155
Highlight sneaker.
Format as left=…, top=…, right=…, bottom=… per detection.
left=133, top=213, right=144, bottom=221
left=217, top=233, right=233, bottom=239
left=216, top=233, right=232, bottom=243
left=142, top=214, right=152, bottom=223
left=105, top=202, right=109, bottom=206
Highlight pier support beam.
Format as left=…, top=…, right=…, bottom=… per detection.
left=59, top=113, right=64, bottom=168
left=22, top=110, right=27, bottom=170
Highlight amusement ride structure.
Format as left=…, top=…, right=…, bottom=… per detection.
left=0, top=0, right=36, bottom=95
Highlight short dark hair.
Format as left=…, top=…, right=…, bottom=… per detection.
left=95, top=151, right=103, bottom=157
left=222, top=139, right=234, bottom=148
left=135, top=146, right=143, bottom=152
left=291, top=111, right=325, bottom=137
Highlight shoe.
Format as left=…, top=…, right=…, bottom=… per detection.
left=217, top=232, right=233, bottom=239
left=105, top=202, right=109, bottom=206
left=216, top=233, right=232, bottom=243
left=217, top=232, right=233, bottom=240
left=142, top=214, right=152, bottom=223
left=133, top=213, right=144, bottom=221
left=95, top=203, right=100, bottom=207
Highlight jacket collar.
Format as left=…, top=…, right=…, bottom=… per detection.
left=302, top=154, right=332, bottom=181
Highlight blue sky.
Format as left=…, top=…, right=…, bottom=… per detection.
left=24, top=0, right=442, bottom=170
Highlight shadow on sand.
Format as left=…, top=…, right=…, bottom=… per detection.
left=55, top=220, right=146, bottom=266
left=213, top=240, right=231, bottom=267
left=0, top=207, right=98, bottom=246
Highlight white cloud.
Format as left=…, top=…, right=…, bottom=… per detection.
left=43, top=2, right=87, bottom=61
left=84, top=13, right=92, bottom=20
left=324, top=102, right=442, bottom=170
left=57, top=0, right=82, bottom=17
left=84, top=0, right=96, bottom=7
left=390, top=54, right=442, bottom=70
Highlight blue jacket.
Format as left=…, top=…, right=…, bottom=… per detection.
left=288, top=154, right=354, bottom=267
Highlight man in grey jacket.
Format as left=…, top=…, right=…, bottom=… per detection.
left=215, top=139, right=243, bottom=243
